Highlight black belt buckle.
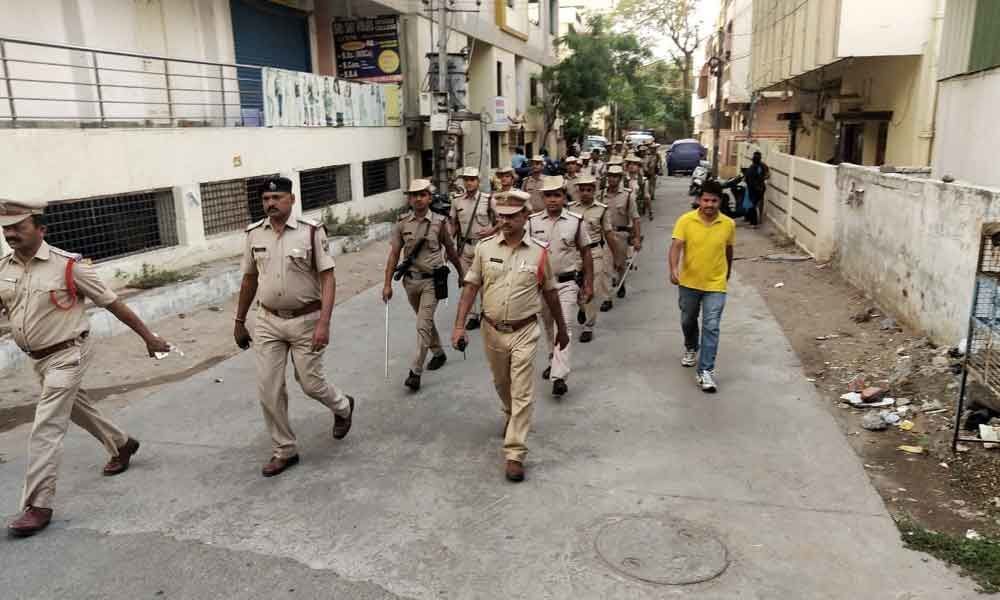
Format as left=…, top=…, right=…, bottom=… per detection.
left=275, top=309, right=297, bottom=319
left=557, top=271, right=579, bottom=283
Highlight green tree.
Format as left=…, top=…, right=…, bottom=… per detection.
left=537, top=15, right=650, bottom=145
left=614, top=0, right=701, bottom=137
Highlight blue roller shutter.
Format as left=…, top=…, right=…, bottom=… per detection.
left=230, top=0, right=312, bottom=124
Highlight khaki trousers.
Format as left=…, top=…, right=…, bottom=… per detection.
left=482, top=320, right=540, bottom=463
left=403, top=276, right=443, bottom=374
left=460, top=242, right=481, bottom=320
left=610, top=231, right=633, bottom=283
left=540, top=280, right=578, bottom=381
left=583, top=248, right=610, bottom=332
left=255, top=309, right=351, bottom=460
left=21, top=335, right=128, bottom=510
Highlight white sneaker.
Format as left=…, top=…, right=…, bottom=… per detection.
left=681, top=350, right=697, bottom=367
left=696, top=370, right=717, bottom=393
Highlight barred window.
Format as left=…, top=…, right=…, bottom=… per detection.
left=44, top=189, right=178, bottom=262
left=200, top=173, right=278, bottom=235
left=362, top=158, right=401, bottom=197
left=300, top=165, right=352, bottom=211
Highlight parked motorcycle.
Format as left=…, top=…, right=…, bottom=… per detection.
left=688, top=160, right=710, bottom=198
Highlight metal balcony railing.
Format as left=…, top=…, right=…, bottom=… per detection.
left=0, top=35, right=269, bottom=128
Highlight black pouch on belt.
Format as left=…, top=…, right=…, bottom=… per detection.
left=433, top=266, right=450, bottom=300
left=575, top=271, right=584, bottom=287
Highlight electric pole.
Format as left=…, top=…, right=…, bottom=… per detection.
left=709, top=28, right=725, bottom=179
left=433, top=0, right=450, bottom=196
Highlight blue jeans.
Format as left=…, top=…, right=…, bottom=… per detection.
left=678, top=286, right=727, bottom=372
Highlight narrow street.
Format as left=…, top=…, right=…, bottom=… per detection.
left=0, top=177, right=978, bottom=599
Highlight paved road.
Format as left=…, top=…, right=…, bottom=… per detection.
left=0, top=178, right=976, bottom=599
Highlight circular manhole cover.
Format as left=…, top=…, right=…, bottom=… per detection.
left=595, top=517, right=729, bottom=585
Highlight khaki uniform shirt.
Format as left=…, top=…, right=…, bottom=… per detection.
left=643, top=154, right=660, bottom=177
left=0, top=242, right=117, bottom=353
left=241, top=216, right=335, bottom=311
left=391, top=211, right=447, bottom=274
left=527, top=209, right=592, bottom=275
left=603, top=187, right=639, bottom=230
left=450, top=191, right=496, bottom=244
left=626, top=174, right=649, bottom=201
left=563, top=174, right=581, bottom=204
left=464, top=232, right=556, bottom=322
left=569, top=200, right=612, bottom=246
left=521, top=174, right=546, bottom=213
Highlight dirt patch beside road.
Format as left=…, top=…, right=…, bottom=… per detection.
left=735, top=222, right=1000, bottom=541
left=0, top=239, right=391, bottom=434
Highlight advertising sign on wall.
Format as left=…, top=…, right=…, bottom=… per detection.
left=262, top=67, right=401, bottom=128
left=333, top=16, right=403, bottom=83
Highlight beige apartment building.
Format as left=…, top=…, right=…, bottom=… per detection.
left=749, top=0, right=942, bottom=167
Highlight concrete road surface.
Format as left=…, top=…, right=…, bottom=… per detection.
left=0, top=177, right=977, bottom=599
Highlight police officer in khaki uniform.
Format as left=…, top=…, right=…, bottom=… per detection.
left=563, top=156, right=581, bottom=204
left=602, top=165, right=642, bottom=308
left=496, top=166, right=516, bottom=193
left=234, top=176, right=355, bottom=478
left=383, top=179, right=465, bottom=391
left=625, top=153, right=651, bottom=218
left=452, top=190, right=568, bottom=482
left=520, top=156, right=546, bottom=213
left=0, top=199, right=171, bottom=537
left=643, top=143, right=662, bottom=214
left=579, top=152, right=592, bottom=174
left=528, top=176, right=593, bottom=397
left=450, top=166, right=497, bottom=330
left=568, top=175, right=623, bottom=342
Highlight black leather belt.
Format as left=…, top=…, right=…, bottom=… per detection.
left=404, top=271, right=434, bottom=280
left=483, top=315, right=536, bottom=333
left=587, top=241, right=605, bottom=249
left=615, top=226, right=632, bottom=232
left=261, top=301, right=322, bottom=319
left=557, top=271, right=580, bottom=283
left=27, top=332, right=87, bottom=360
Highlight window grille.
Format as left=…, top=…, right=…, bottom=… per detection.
left=300, top=165, right=351, bottom=211
left=44, top=189, right=178, bottom=262
left=200, top=173, right=278, bottom=235
left=362, top=158, right=401, bottom=197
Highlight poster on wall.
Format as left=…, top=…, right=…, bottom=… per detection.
left=333, top=16, right=403, bottom=83
left=261, top=67, right=401, bottom=127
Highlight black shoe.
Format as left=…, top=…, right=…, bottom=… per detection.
left=542, top=366, right=551, bottom=380
left=580, top=331, right=593, bottom=343
left=466, top=316, right=480, bottom=330
left=332, top=395, right=354, bottom=439
left=577, top=308, right=586, bottom=325
left=600, top=300, right=613, bottom=312
left=404, top=371, right=421, bottom=391
left=552, top=379, right=568, bottom=397
left=617, top=283, right=626, bottom=298
left=426, top=353, right=447, bottom=371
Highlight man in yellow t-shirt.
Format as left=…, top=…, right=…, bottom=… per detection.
left=668, top=179, right=735, bottom=393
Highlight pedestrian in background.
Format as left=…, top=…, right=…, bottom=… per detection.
left=520, top=156, right=546, bottom=213
left=452, top=190, right=568, bottom=483
left=668, top=179, right=735, bottom=393
left=235, top=176, right=356, bottom=478
left=1, top=199, right=172, bottom=537
left=511, top=146, right=529, bottom=181
left=743, top=151, right=770, bottom=228
left=450, top=167, right=497, bottom=331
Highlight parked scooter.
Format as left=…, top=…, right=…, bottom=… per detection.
left=719, top=173, right=747, bottom=218
left=688, top=160, right=710, bottom=198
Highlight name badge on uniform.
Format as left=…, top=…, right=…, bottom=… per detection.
left=1, top=277, right=16, bottom=283
left=252, top=246, right=267, bottom=254
left=289, top=247, right=308, bottom=259
left=489, top=258, right=504, bottom=264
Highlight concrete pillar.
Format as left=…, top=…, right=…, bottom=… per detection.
left=785, top=154, right=796, bottom=241
left=814, top=165, right=840, bottom=262
left=350, top=162, right=365, bottom=204
left=172, top=184, right=206, bottom=247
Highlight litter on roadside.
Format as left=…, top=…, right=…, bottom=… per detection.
left=816, top=334, right=841, bottom=340
left=774, top=282, right=785, bottom=288
left=898, top=445, right=925, bottom=454
left=899, top=420, right=915, bottom=431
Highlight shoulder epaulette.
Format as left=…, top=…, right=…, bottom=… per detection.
left=595, top=201, right=608, bottom=209
left=479, top=233, right=498, bottom=243
left=397, top=211, right=413, bottom=222
left=49, top=246, right=83, bottom=261
left=530, top=237, right=549, bottom=249
left=529, top=210, right=545, bottom=218
left=299, top=217, right=320, bottom=228
left=565, top=210, right=583, bottom=220
left=245, top=218, right=266, bottom=232
left=567, top=201, right=580, bottom=208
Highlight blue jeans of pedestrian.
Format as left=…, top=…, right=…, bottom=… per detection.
left=678, top=286, right=727, bottom=372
